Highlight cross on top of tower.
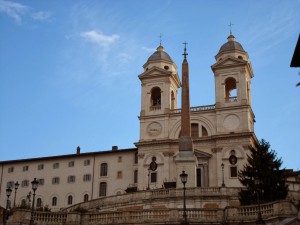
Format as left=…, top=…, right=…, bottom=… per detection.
left=228, top=22, right=234, bottom=35
left=183, top=41, right=188, bottom=59
left=159, top=34, right=163, bottom=46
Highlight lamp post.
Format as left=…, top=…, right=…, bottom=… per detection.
left=254, top=177, right=265, bottom=224
left=180, top=171, right=189, bottom=225
left=221, top=163, right=225, bottom=187
left=13, top=181, right=20, bottom=208
left=29, top=178, right=39, bottom=225
left=147, top=167, right=151, bottom=190
left=4, top=187, right=12, bottom=225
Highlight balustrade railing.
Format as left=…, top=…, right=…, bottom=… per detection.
left=34, top=211, right=67, bottom=223
left=225, top=96, right=238, bottom=102
left=9, top=200, right=296, bottom=225
left=150, top=105, right=161, bottom=111
left=171, top=104, right=215, bottom=114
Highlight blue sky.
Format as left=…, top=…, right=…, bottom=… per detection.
left=0, top=0, right=299, bottom=170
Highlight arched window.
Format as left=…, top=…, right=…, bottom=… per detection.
left=171, top=91, right=175, bottom=109
left=100, top=163, right=108, bottom=176
left=99, top=182, right=107, bottom=197
left=224, top=77, right=237, bottom=102
left=83, top=194, right=89, bottom=202
left=202, top=126, right=208, bottom=137
left=150, top=87, right=161, bottom=110
left=21, top=199, right=26, bottom=207
left=52, top=197, right=57, bottom=206
left=67, top=195, right=73, bottom=205
left=36, top=198, right=42, bottom=208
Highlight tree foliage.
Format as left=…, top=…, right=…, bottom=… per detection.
left=238, top=139, right=288, bottom=205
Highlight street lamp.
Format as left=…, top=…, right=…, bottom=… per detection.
left=221, top=163, right=225, bottom=187
left=254, top=177, right=265, bottom=224
left=180, top=171, right=189, bottom=225
left=29, top=178, right=39, bottom=225
left=4, top=186, right=12, bottom=225
left=13, top=181, right=20, bottom=208
left=147, top=167, right=151, bottom=190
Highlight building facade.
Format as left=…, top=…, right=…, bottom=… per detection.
left=1, top=33, right=258, bottom=210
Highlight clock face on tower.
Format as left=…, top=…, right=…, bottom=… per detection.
left=147, top=122, right=162, bottom=137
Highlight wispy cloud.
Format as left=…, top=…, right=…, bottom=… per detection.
left=142, top=46, right=156, bottom=52
left=0, top=0, right=30, bottom=24
left=80, top=30, right=120, bottom=47
left=31, top=11, right=53, bottom=22
left=0, top=0, right=53, bottom=24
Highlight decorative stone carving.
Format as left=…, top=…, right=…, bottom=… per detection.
left=223, top=114, right=240, bottom=131
left=146, top=122, right=162, bottom=137
left=163, top=152, right=175, bottom=157
left=137, top=153, right=145, bottom=159
left=211, top=147, right=222, bottom=153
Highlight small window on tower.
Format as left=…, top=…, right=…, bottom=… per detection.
left=171, top=91, right=175, bottom=109
left=164, top=65, right=169, bottom=70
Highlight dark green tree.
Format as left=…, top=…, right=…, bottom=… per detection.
left=238, top=139, right=288, bottom=205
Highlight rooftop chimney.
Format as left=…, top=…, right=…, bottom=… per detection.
left=76, top=146, right=80, bottom=154
left=112, top=146, right=118, bottom=151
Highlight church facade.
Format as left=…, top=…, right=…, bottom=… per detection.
left=0, top=33, right=257, bottom=211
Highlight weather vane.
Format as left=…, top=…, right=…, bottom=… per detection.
left=228, top=22, right=234, bottom=34
left=183, top=41, right=188, bottom=59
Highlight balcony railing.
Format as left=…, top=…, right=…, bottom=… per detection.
left=171, top=104, right=215, bottom=114
left=150, top=105, right=161, bottom=111
left=225, top=96, right=238, bottom=103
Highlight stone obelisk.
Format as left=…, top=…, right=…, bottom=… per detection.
left=175, top=42, right=197, bottom=188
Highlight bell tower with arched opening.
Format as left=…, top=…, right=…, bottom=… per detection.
left=211, top=33, right=255, bottom=134
left=138, top=43, right=180, bottom=141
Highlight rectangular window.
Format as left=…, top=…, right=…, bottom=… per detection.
left=150, top=172, right=157, bottom=183
left=68, top=161, right=74, bottom=167
left=8, top=167, right=14, bottom=173
left=53, top=163, right=59, bottom=169
left=100, top=163, right=108, bottom=176
left=52, top=177, right=60, bottom=184
left=38, top=179, right=45, bottom=186
left=84, top=159, right=90, bottom=166
left=68, top=175, right=76, bottom=183
left=197, top=168, right=202, bottom=187
left=23, top=165, right=29, bottom=171
left=191, top=123, right=199, bottom=138
left=83, top=174, right=91, bottom=181
left=134, top=170, right=138, bottom=183
left=7, top=181, right=14, bottom=188
left=21, top=180, right=29, bottom=187
left=134, top=152, right=138, bottom=164
left=99, top=182, right=107, bottom=196
left=230, top=166, right=238, bottom=177
left=38, top=164, right=44, bottom=170
left=117, top=171, right=122, bottom=179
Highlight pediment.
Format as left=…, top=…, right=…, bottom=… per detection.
left=138, top=66, right=172, bottom=79
left=194, top=149, right=212, bottom=159
left=211, top=56, right=246, bottom=69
